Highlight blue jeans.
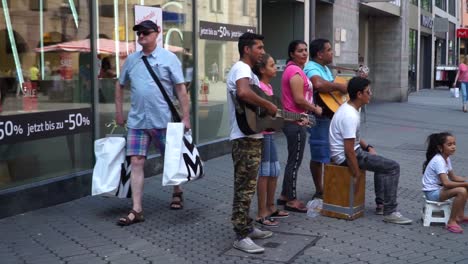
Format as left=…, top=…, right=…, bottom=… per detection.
left=308, top=117, right=331, bottom=163
left=343, top=148, right=399, bottom=215
left=424, top=189, right=441, bottom=202
left=461, top=82, right=468, bottom=104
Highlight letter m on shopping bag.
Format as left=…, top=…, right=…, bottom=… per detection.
left=182, top=136, right=204, bottom=181
left=162, top=123, right=205, bottom=186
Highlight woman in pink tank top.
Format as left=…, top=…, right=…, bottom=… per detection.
left=453, top=57, right=468, bottom=112
left=278, top=40, right=322, bottom=213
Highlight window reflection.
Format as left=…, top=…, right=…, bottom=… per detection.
left=197, top=0, right=258, bottom=143
left=0, top=0, right=92, bottom=189
left=96, top=0, right=195, bottom=146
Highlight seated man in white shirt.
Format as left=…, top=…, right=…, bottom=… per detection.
left=329, top=77, right=412, bottom=225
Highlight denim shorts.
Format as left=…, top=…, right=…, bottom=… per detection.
left=424, top=189, right=441, bottom=202
left=259, top=134, right=280, bottom=177
left=126, top=128, right=166, bottom=157
left=308, top=117, right=331, bottom=163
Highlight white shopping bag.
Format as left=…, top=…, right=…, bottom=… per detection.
left=450, top=88, right=460, bottom=98
left=162, top=122, right=204, bottom=186
left=113, top=156, right=132, bottom=198
left=92, top=136, right=126, bottom=195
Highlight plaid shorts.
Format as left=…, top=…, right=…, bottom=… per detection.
left=126, top=128, right=166, bottom=157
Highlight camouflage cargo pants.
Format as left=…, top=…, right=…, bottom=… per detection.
left=231, top=137, right=262, bottom=238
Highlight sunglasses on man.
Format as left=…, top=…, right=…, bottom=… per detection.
left=136, top=30, right=156, bottom=36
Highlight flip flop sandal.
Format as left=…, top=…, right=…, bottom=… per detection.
left=284, top=204, right=307, bottom=213
left=117, top=209, right=144, bottom=226
left=446, top=224, right=464, bottom=234
left=256, top=217, right=279, bottom=227
left=270, top=210, right=289, bottom=219
left=170, top=192, right=184, bottom=210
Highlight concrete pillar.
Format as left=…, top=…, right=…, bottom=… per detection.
left=368, top=1, right=409, bottom=102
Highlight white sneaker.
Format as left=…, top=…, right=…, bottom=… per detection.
left=383, top=212, right=413, bottom=225
left=233, top=237, right=264, bottom=253
left=249, top=227, right=273, bottom=239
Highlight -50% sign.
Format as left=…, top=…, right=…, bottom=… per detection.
left=0, top=121, right=24, bottom=140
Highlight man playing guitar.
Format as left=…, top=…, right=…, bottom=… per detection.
left=304, top=39, right=369, bottom=202
left=303, top=38, right=346, bottom=200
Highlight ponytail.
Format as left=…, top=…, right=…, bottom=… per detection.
left=422, top=132, right=453, bottom=173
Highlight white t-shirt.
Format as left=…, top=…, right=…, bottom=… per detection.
left=226, top=61, right=263, bottom=140
left=329, top=102, right=361, bottom=164
left=422, top=154, right=452, bottom=191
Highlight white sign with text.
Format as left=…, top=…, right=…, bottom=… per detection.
left=134, top=5, right=163, bottom=51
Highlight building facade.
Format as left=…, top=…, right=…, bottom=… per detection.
left=407, top=0, right=460, bottom=91
left=1, top=0, right=459, bottom=218
left=0, top=0, right=319, bottom=218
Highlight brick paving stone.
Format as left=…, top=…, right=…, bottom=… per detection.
left=4, top=90, right=468, bottom=264
left=105, top=252, right=146, bottom=263
left=1, top=256, right=24, bottom=264
left=406, top=255, right=436, bottom=263
left=444, top=254, right=468, bottom=263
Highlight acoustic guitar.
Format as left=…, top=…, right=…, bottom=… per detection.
left=232, top=85, right=316, bottom=135
left=318, top=65, right=369, bottom=113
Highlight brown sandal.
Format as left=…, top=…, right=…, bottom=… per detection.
left=170, top=192, right=184, bottom=210
left=117, top=209, right=144, bottom=226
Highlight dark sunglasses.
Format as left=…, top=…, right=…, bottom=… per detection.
left=136, top=30, right=156, bottom=36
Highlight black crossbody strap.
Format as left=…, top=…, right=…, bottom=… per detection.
left=142, top=55, right=181, bottom=122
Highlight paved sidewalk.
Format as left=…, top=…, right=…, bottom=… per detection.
left=2, top=88, right=468, bottom=264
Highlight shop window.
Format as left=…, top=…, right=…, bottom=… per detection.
left=210, top=0, right=223, bottom=13
left=95, top=0, right=194, bottom=150
left=243, top=0, right=249, bottom=16
left=197, top=0, right=257, bottom=143
left=0, top=0, right=93, bottom=189
left=435, top=0, right=446, bottom=11
left=421, top=0, right=432, bottom=12
left=29, top=0, right=48, bottom=11
left=448, top=0, right=455, bottom=16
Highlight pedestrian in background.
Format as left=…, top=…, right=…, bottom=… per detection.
left=277, top=40, right=322, bottom=213
left=115, top=20, right=191, bottom=226
left=453, top=57, right=468, bottom=112
left=422, top=132, right=468, bottom=233
left=252, top=53, right=289, bottom=227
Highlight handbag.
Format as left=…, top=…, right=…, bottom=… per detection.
left=142, top=56, right=204, bottom=186
left=91, top=123, right=132, bottom=198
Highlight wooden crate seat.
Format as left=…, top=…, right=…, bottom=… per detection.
left=321, top=164, right=366, bottom=220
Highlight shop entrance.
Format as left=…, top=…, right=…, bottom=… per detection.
left=261, top=0, right=304, bottom=96
left=420, top=35, right=432, bottom=89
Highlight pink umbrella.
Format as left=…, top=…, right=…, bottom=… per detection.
left=36, top=38, right=135, bottom=56
left=37, top=39, right=189, bottom=56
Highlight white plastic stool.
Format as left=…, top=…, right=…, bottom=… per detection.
left=422, top=199, right=452, bottom=227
